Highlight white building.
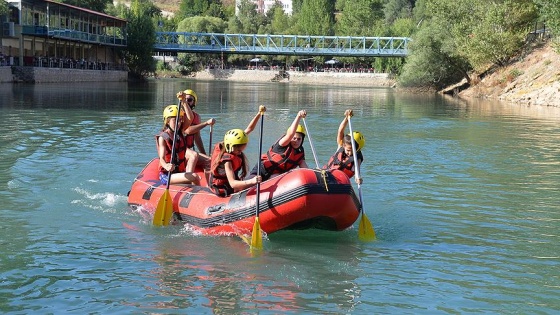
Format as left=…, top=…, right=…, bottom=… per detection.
left=236, top=0, right=293, bottom=16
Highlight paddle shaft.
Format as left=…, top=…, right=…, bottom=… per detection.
left=166, top=100, right=182, bottom=190
left=347, top=117, right=363, bottom=205
left=208, top=125, right=213, bottom=154
left=255, top=112, right=264, bottom=217
left=302, top=118, right=320, bottom=168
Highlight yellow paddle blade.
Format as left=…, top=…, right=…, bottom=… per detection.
left=153, top=189, right=173, bottom=226
left=358, top=213, right=376, bottom=242
left=250, top=217, right=263, bottom=250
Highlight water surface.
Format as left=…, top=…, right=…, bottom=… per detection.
left=1, top=80, right=559, bottom=314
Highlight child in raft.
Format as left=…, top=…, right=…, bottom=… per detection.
left=209, top=106, right=265, bottom=197
left=156, top=104, right=201, bottom=185
left=323, top=109, right=365, bottom=185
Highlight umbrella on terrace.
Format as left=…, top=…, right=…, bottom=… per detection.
left=325, top=59, right=339, bottom=68
left=250, top=57, right=263, bottom=68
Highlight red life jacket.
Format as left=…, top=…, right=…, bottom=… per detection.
left=262, top=138, right=305, bottom=175
left=156, top=129, right=188, bottom=173
left=210, top=142, right=245, bottom=197
left=185, top=112, right=201, bottom=149
left=325, top=147, right=363, bottom=178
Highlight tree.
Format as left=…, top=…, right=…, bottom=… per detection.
left=175, top=16, right=227, bottom=73
left=460, top=1, right=537, bottom=70
left=177, top=16, right=227, bottom=33
left=534, top=0, right=560, bottom=37
left=384, top=0, right=416, bottom=24
left=425, top=0, right=537, bottom=73
left=0, top=0, right=8, bottom=16
left=335, top=0, right=384, bottom=36
left=122, top=0, right=157, bottom=78
left=268, top=3, right=291, bottom=34
left=178, top=0, right=222, bottom=19
left=296, top=0, right=335, bottom=35
left=398, top=23, right=470, bottom=88
left=61, top=0, right=112, bottom=13
left=226, top=0, right=263, bottom=34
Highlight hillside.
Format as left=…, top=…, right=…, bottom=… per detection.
left=148, top=0, right=235, bottom=15
left=459, top=42, right=560, bottom=107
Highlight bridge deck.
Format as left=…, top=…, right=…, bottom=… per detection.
left=154, top=32, right=410, bottom=57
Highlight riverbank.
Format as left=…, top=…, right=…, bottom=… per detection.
left=458, top=42, right=560, bottom=107
left=190, top=69, right=396, bottom=87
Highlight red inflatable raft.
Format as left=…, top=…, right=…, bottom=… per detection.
left=127, top=158, right=360, bottom=236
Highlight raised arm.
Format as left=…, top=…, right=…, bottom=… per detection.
left=336, top=109, right=353, bottom=148
left=244, top=105, right=266, bottom=135
left=176, top=91, right=194, bottom=133
left=279, top=110, right=307, bottom=147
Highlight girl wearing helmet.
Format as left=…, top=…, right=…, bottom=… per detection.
left=156, top=103, right=201, bottom=185
left=249, top=110, right=309, bottom=180
left=210, top=106, right=265, bottom=197
left=324, top=109, right=364, bottom=184
left=177, top=89, right=216, bottom=170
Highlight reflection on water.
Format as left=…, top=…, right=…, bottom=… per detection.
left=0, top=80, right=559, bottom=313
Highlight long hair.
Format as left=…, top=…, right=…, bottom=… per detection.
left=211, top=143, right=249, bottom=178
left=161, top=117, right=172, bottom=131
left=211, top=143, right=226, bottom=174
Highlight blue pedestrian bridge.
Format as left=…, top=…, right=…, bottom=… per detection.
left=154, top=32, right=410, bottom=57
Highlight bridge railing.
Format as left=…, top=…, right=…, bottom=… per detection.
left=154, top=32, right=410, bottom=57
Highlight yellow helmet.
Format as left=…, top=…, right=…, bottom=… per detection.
left=223, top=129, right=248, bottom=153
left=162, top=105, right=185, bottom=121
left=183, top=89, right=198, bottom=103
left=349, top=131, right=365, bottom=151
left=288, top=124, right=306, bottom=136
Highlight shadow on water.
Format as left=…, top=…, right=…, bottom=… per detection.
left=1, top=82, right=161, bottom=111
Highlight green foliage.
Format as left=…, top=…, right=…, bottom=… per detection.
left=155, top=16, right=180, bottom=32
left=60, top=0, right=112, bottom=13
left=398, top=0, right=539, bottom=88
left=335, top=0, right=384, bottom=36
left=268, top=5, right=291, bottom=34
left=177, top=16, right=227, bottom=33
left=292, top=0, right=304, bottom=14
left=178, top=0, right=222, bottom=19
left=156, top=60, right=171, bottom=71
left=122, top=0, right=157, bottom=77
left=175, top=16, right=226, bottom=73
left=534, top=0, right=560, bottom=37
left=457, top=1, right=537, bottom=71
left=398, top=24, right=470, bottom=89
left=226, top=0, right=264, bottom=34
left=0, top=0, right=8, bottom=16
left=384, top=0, right=415, bottom=23
left=296, top=0, right=335, bottom=35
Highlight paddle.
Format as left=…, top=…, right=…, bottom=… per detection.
left=347, top=116, right=376, bottom=241
left=208, top=124, right=213, bottom=154
left=153, top=100, right=181, bottom=226
left=203, top=125, right=214, bottom=187
left=302, top=118, right=320, bottom=169
left=250, top=107, right=265, bottom=251
left=303, top=118, right=329, bottom=191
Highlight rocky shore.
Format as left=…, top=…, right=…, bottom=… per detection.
left=459, top=42, right=560, bottom=107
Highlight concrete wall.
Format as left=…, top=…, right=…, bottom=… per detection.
left=196, top=69, right=395, bottom=86
left=0, top=67, right=127, bottom=83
